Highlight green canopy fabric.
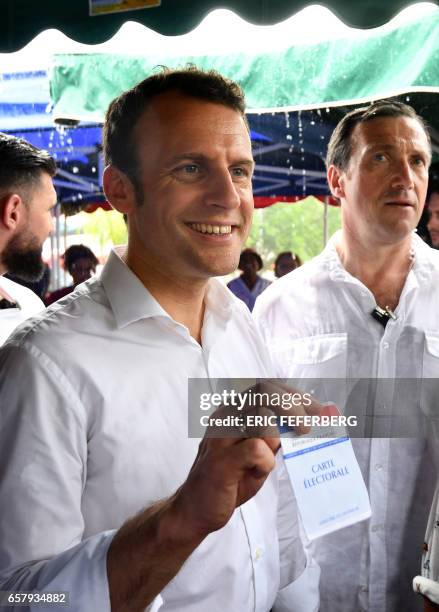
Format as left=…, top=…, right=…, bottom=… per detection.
left=2, top=0, right=438, bottom=52
left=50, top=4, right=439, bottom=121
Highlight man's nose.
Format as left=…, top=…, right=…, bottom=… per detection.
left=390, top=158, right=415, bottom=190
left=204, top=169, right=241, bottom=209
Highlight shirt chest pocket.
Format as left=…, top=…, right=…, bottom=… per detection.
left=422, top=332, right=439, bottom=379
left=281, top=333, right=348, bottom=379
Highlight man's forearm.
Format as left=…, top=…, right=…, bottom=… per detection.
left=107, top=493, right=205, bottom=612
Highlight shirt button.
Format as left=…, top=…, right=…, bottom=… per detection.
left=375, top=463, right=384, bottom=471
left=382, top=342, right=390, bottom=349
left=371, top=524, right=382, bottom=532
left=254, top=547, right=263, bottom=561
left=360, top=585, right=368, bottom=593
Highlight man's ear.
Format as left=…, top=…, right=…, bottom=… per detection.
left=0, top=193, right=23, bottom=230
left=103, top=165, right=137, bottom=215
left=327, top=165, right=346, bottom=200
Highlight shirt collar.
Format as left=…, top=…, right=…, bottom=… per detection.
left=101, top=247, right=236, bottom=330
left=321, top=230, right=351, bottom=282
left=411, top=232, right=435, bottom=284
left=322, top=229, right=434, bottom=286
left=101, top=248, right=169, bottom=328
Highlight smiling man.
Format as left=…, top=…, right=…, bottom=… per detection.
left=0, top=133, right=56, bottom=344
left=0, top=68, right=318, bottom=612
left=254, top=100, right=438, bottom=612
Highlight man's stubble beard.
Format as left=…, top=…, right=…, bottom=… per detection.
left=1, top=228, right=45, bottom=282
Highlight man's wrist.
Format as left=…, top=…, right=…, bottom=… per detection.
left=164, top=489, right=211, bottom=548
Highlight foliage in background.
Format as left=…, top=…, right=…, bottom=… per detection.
left=246, top=197, right=341, bottom=268
left=79, top=208, right=127, bottom=252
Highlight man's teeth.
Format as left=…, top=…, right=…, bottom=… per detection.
left=190, top=223, right=232, bottom=235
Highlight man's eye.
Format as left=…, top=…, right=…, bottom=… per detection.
left=231, top=167, right=249, bottom=178
left=373, top=153, right=386, bottom=162
left=182, top=164, right=199, bottom=174
left=412, top=157, right=426, bottom=166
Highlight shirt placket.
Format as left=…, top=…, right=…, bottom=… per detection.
left=239, top=502, right=270, bottom=612
left=206, top=340, right=269, bottom=612
left=367, top=318, right=399, bottom=611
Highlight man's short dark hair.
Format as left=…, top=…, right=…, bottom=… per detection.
left=239, top=248, right=263, bottom=271
left=326, top=100, right=431, bottom=170
left=0, top=133, right=56, bottom=196
left=103, top=66, right=247, bottom=199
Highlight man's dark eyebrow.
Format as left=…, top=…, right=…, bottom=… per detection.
left=366, top=143, right=398, bottom=150
left=366, top=143, right=430, bottom=155
left=168, top=153, right=255, bottom=167
left=168, top=153, right=208, bottom=163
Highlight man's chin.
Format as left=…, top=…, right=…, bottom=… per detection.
left=3, top=251, right=45, bottom=282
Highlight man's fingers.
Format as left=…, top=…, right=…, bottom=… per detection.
left=229, top=437, right=277, bottom=479
left=202, top=379, right=325, bottom=439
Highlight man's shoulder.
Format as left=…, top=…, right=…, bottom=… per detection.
left=3, top=277, right=111, bottom=355
left=0, top=276, right=44, bottom=313
left=254, top=256, right=322, bottom=316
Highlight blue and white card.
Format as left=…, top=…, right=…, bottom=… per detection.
left=281, top=404, right=371, bottom=540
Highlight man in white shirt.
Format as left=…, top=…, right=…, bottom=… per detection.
left=254, top=100, right=438, bottom=612
left=0, top=134, right=56, bottom=344
left=0, top=68, right=319, bottom=612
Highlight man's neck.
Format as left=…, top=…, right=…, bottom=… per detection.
left=336, top=229, right=414, bottom=310
left=124, top=250, right=207, bottom=345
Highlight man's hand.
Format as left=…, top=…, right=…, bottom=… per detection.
left=177, top=378, right=323, bottom=536
left=107, top=379, right=321, bottom=612
left=174, top=435, right=279, bottom=538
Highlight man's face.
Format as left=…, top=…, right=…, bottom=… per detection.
left=330, top=116, right=430, bottom=246
left=275, top=254, right=297, bottom=278
left=427, top=192, right=439, bottom=248
left=240, top=252, right=259, bottom=277
left=127, top=92, right=254, bottom=280
left=1, top=172, right=56, bottom=280
left=70, top=257, right=96, bottom=286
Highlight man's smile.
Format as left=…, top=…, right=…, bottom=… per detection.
left=187, top=222, right=235, bottom=236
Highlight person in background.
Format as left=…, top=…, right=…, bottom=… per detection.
left=0, top=133, right=56, bottom=345
left=46, top=244, right=98, bottom=305
left=255, top=99, right=437, bottom=611
left=274, top=251, right=302, bottom=278
left=426, top=175, right=439, bottom=249
left=227, top=247, right=271, bottom=311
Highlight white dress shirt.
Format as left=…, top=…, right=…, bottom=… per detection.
left=0, top=276, right=44, bottom=345
left=0, top=249, right=319, bottom=612
left=254, top=231, right=439, bottom=612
